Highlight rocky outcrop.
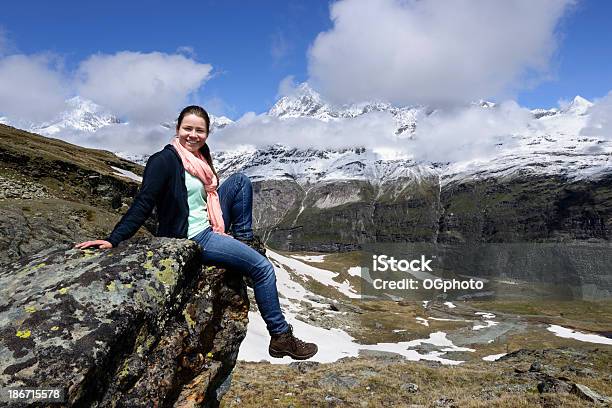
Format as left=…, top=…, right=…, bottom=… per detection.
left=0, top=238, right=249, bottom=407
left=0, top=199, right=132, bottom=266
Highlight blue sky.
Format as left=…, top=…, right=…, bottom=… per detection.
left=0, top=0, right=611, bottom=121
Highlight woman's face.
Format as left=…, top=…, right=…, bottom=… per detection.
left=177, top=113, right=208, bottom=153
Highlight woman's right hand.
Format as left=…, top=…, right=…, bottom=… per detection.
left=75, top=240, right=113, bottom=249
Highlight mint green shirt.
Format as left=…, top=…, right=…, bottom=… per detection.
left=185, top=171, right=210, bottom=238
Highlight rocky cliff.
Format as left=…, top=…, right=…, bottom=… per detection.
left=256, top=173, right=612, bottom=251
left=0, top=238, right=249, bottom=407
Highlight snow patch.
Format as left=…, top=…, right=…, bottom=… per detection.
left=482, top=353, right=507, bottom=361
left=290, top=254, right=326, bottom=263
left=269, top=250, right=360, bottom=299
left=547, top=325, right=612, bottom=345
left=111, top=166, right=142, bottom=183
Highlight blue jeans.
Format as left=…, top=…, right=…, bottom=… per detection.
left=191, top=173, right=290, bottom=335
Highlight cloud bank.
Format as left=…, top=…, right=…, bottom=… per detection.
left=581, top=91, right=612, bottom=140
left=308, top=0, right=575, bottom=106
left=209, top=101, right=536, bottom=163
left=0, top=47, right=212, bottom=127
left=76, top=52, right=212, bottom=124
left=0, top=54, right=69, bottom=123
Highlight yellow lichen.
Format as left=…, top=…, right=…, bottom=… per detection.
left=155, top=258, right=177, bottom=286
left=50, top=326, right=60, bottom=331
left=81, top=249, right=100, bottom=259
left=58, top=287, right=69, bottom=295
left=206, top=352, right=213, bottom=358
left=146, top=251, right=154, bottom=257
left=143, top=260, right=153, bottom=270
left=24, top=306, right=37, bottom=313
left=183, top=309, right=196, bottom=330
left=106, top=281, right=117, bottom=292
left=117, top=359, right=131, bottom=379
left=16, top=330, right=31, bottom=338
left=145, top=285, right=163, bottom=303
left=123, top=283, right=133, bottom=289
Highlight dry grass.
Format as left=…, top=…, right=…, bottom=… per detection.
left=223, top=347, right=611, bottom=407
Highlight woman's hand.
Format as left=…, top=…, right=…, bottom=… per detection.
left=75, top=240, right=113, bottom=249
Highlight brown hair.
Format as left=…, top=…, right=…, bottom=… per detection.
left=176, top=105, right=218, bottom=178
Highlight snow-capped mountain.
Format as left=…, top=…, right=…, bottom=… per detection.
left=30, top=97, right=121, bottom=136
left=214, top=91, right=610, bottom=186
left=3, top=84, right=608, bottom=188
left=2, top=96, right=234, bottom=140
left=112, top=88, right=609, bottom=187
left=214, top=144, right=439, bottom=185
left=269, top=83, right=421, bottom=135
left=160, top=114, right=234, bottom=133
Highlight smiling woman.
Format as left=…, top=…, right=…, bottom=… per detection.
left=75, top=105, right=318, bottom=361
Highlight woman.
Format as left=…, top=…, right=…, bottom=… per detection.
left=76, top=105, right=317, bottom=360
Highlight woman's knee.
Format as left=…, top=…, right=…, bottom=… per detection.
left=250, top=258, right=276, bottom=284
left=230, top=172, right=252, bottom=191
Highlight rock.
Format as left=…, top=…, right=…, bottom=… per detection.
left=0, top=238, right=249, bottom=407
left=289, top=361, right=320, bottom=374
left=563, top=365, right=596, bottom=377
left=571, top=383, right=612, bottom=404
left=319, top=373, right=360, bottom=389
left=401, top=383, right=419, bottom=393
left=537, top=375, right=572, bottom=394
left=434, top=396, right=457, bottom=407
left=324, top=394, right=344, bottom=406
left=529, top=361, right=542, bottom=372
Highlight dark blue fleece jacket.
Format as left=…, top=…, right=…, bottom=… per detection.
left=107, top=144, right=189, bottom=247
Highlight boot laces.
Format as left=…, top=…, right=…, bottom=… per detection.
left=286, top=324, right=308, bottom=348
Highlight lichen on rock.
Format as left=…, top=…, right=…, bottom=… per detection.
left=0, top=237, right=249, bottom=407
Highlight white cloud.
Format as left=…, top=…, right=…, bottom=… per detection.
left=277, top=75, right=297, bottom=98
left=58, top=123, right=174, bottom=156
left=0, top=54, right=68, bottom=123
left=209, top=110, right=398, bottom=152
left=581, top=91, right=612, bottom=140
left=411, top=101, right=534, bottom=162
left=308, top=0, right=575, bottom=106
left=209, top=101, right=536, bottom=163
left=75, top=51, right=212, bottom=124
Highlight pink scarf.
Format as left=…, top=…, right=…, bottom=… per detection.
left=172, top=138, right=226, bottom=234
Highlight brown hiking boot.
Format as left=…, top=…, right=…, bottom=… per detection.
left=269, top=325, right=318, bottom=360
